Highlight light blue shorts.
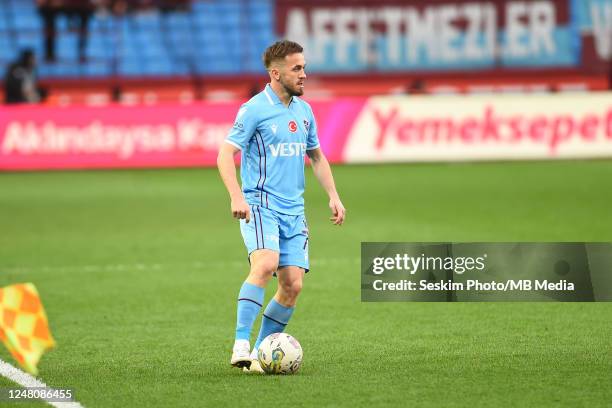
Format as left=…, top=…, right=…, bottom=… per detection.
left=239, top=205, right=309, bottom=272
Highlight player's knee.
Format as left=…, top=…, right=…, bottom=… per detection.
left=283, top=279, right=302, bottom=299
left=291, top=280, right=303, bottom=297
left=250, top=258, right=278, bottom=279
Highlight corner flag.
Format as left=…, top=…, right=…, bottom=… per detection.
left=0, top=283, right=55, bottom=375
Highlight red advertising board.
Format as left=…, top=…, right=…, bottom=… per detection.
left=1, top=93, right=611, bottom=171
left=0, top=103, right=237, bottom=170
left=0, top=100, right=364, bottom=170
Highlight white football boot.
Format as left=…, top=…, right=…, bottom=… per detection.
left=230, top=340, right=252, bottom=369
left=243, top=348, right=265, bottom=374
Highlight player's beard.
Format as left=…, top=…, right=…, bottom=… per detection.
left=280, top=76, right=304, bottom=97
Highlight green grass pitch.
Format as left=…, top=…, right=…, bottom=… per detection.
left=0, top=161, right=611, bottom=407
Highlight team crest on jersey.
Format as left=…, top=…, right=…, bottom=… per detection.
left=288, top=120, right=298, bottom=133
left=303, top=120, right=310, bottom=131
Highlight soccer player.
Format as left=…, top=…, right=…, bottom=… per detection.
left=217, top=40, right=346, bottom=373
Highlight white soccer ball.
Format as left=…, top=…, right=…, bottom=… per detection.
left=257, top=333, right=303, bottom=374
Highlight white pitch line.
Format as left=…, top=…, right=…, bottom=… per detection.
left=0, top=358, right=84, bottom=408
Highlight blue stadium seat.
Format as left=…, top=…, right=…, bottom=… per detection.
left=244, top=58, right=264, bottom=73
left=216, top=2, right=241, bottom=14
left=88, top=15, right=107, bottom=31
left=0, top=0, right=277, bottom=78
left=197, top=28, right=224, bottom=43
left=97, top=15, right=123, bottom=33
left=55, top=15, right=70, bottom=31
left=118, top=18, right=133, bottom=38
left=135, top=28, right=162, bottom=44
left=217, top=12, right=239, bottom=26
left=37, top=64, right=54, bottom=77
left=141, top=43, right=166, bottom=58
left=194, top=2, right=219, bottom=15
left=57, top=33, right=78, bottom=59
left=51, top=63, right=81, bottom=77
left=13, top=12, right=41, bottom=31
left=15, top=32, right=37, bottom=46
left=167, top=28, right=191, bottom=42
left=0, top=38, right=18, bottom=61
left=15, top=37, right=43, bottom=61
left=10, top=0, right=36, bottom=11
left=86, top=32, right=109, bottom=58
left=145, top=59, right=173, bottom=75
left=118, top=58, right=144, bottom=76
left=118, top=41, right=138, bottom=58
left=164, top=12, right=190, bottom=29
left=132, top=11, right=161, bottom=28
left=193, top=10, right=218, bottom=27
left=171, top=61, right=191, bottom=75
left=247, top=0, right=272, bottom=11
left=197, top=60, right=241, bottom=74
left=83, top=62, right=112, bottom=77
left=251, top=12, right=272, bottom=26
left=168, top=36, right=194, bottom=59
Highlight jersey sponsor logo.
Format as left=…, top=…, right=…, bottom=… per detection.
left=233, top=122, right=244, bottom=130
left=288, top=120, right=298, bottom=133
left=269, top=142, right=307, bottom=157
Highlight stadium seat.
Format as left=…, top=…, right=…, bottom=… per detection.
left=132, top=11, right=161, bottom=28
left=81, top=61, right=111, bottom=77
left=218, top=13, right=239, bottom=26
left=16, top=33, right=42, bottom=51
left=164, top=12, right=190, bottom=29
left=40, top=63, right=81, bottom=77
left=13, top=11, right=41, bottom=31
left=145, top=60, right=173, bottom=76
left=86, top=36, right=109, bottom=59
left=88, top=15, right=107, bottom=31
left=57, top=33, right=79, bottom=59
left=139, top=38, right=166, bottom=57
left=118, top=59, right=144, bottom=76
left=0, top=0, right=283, bottom=79
left=0, top=49, right=17, bottom=63
left=55, top=15, right=70, bottom=31
left=0, top=14, right=8, bottom=30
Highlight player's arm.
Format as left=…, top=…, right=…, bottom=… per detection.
left=307, top=148, right=346, bottom=225
left=217, top=142, right=250, bottom=223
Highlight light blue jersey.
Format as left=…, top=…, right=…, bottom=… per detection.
left=225, top=84, right=320, bottom=215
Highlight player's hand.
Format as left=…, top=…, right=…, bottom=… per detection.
left=231, top=195, right=250, bottom=223
left=329, top=198, right=346, bottom=226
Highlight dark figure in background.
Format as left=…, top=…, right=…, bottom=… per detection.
left=36, top=0, right=192, bottom=63
left=406, top=78, right=427, bottom=95
left=3, top=49, right=45, bottom=104
left=37, top=0, right=95, bottom=63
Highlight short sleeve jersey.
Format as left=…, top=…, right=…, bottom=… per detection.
left=225, top=84, right=320, bottom=215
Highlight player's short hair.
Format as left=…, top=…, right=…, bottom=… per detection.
left=263, top=40, right=304, bottom=69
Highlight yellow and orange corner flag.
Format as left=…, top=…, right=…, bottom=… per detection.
left=0, top=283, right=55, bottom=375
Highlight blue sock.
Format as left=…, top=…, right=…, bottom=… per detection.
left=235, top=282, right=265, bottom=341
left=253, top=299, right=295, bottom=350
